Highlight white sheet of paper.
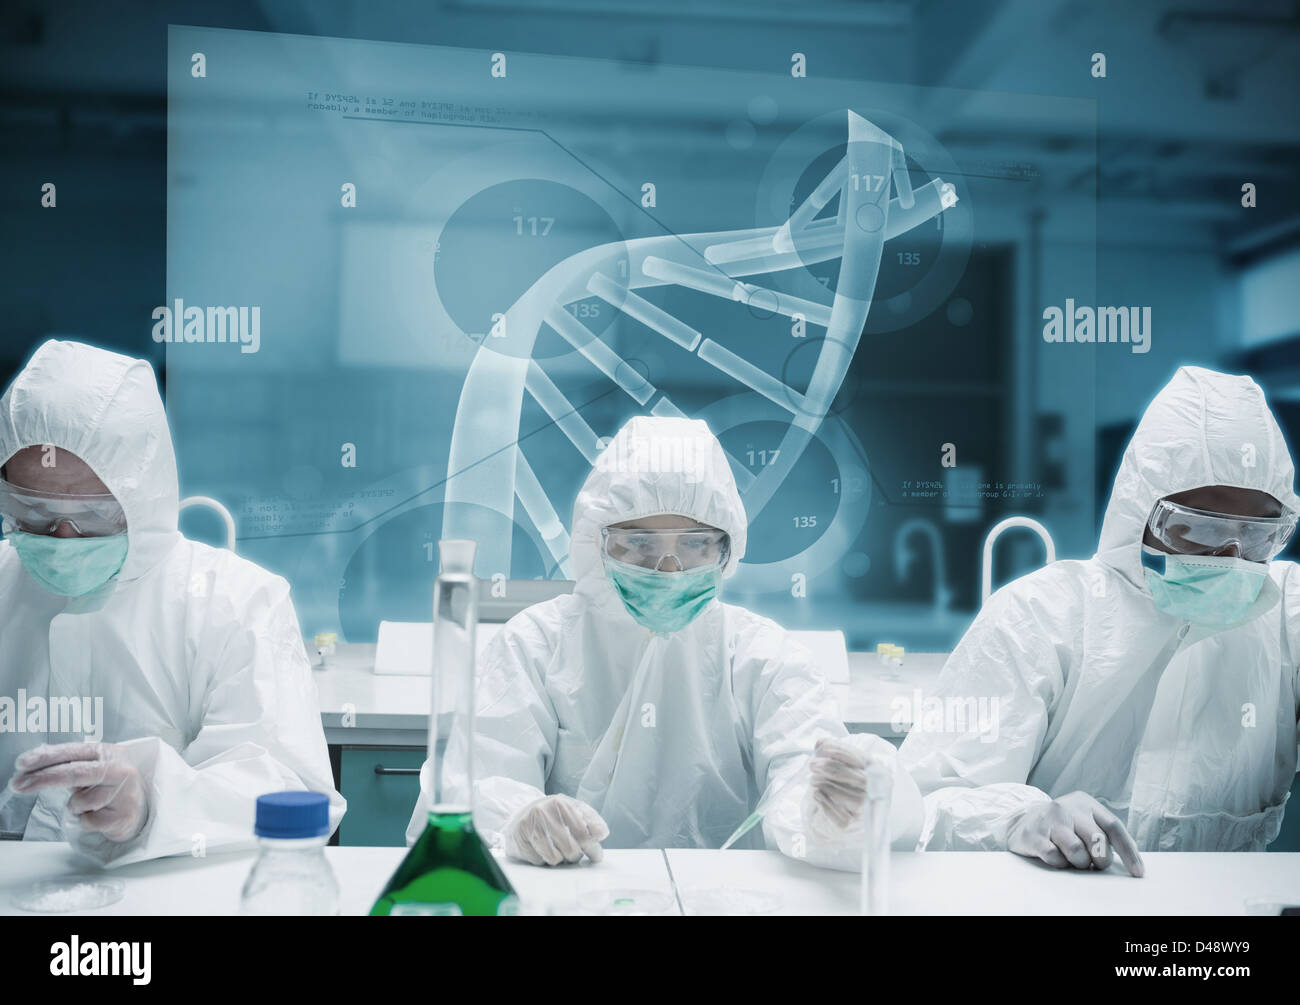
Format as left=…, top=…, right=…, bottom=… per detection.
left=788, top=629, right=851, bottom=684
left=373, top=620, right=503, bottom=675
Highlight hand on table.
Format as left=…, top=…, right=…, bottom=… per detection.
left=504, top=794, right=609, bottom=866
left=10, top=742, right=148, bottom=843
left=1007, top=790, right=1144, bottom=877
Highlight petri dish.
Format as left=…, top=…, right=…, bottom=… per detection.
left=12, top=877, right=126, bottom=914
left=527, top=900, right=601, bottom=917
left=680, top=887, right=782, bottom=916
left=1244, top=896, right=1300, bottom=916
left=575, top=888, right=677, bottom=916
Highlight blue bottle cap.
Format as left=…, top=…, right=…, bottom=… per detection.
left=254, top=791, right=332, bottom=839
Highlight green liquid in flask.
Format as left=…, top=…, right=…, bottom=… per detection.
left=370, top=811, right=517, bottom=916
left=369, top=539, right=518, bottom=917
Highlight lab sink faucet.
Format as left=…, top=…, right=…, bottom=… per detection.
left=893, top=518, right=953, bottom=612
left=981, top=516, right=1056, bottom=606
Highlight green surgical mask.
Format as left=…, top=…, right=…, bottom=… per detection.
left=9, top=531, right=129, bottom=597
left=605, top=555, right=722, bottom=635
left=1142, top=550, right=1267, bottom=627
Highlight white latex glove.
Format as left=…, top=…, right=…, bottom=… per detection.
left=10, top=742, right=148, bottom=844
left=804, top=736, right=893, bottom=834
left=1007, top=790, right=1144, bottom=877
left=503, top=794, right=609, bottom=866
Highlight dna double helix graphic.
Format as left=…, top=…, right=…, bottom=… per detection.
left=439, top=110, right=960, bottom=587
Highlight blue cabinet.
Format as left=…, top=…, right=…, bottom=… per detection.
left=338, top=746, right=424, bottom=847
left=1269, top=776, right=1300, bottom=852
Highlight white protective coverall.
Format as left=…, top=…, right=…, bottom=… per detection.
left=0, top=340, right=343, bottom=865
left=407, top=416, right=921, bottom=868
left=900, top=366, right=1300, bottom=852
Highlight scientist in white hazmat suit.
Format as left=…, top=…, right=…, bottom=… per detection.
left=901, top=367, right=1300, bottom=872
left=408, top=415, right=921, bottom=867
left=0, top=340, right=343, bottom=865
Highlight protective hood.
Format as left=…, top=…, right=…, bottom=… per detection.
left=1097, top=366, right=1300, bottom=586
left=0, top=340, right=181, bottom=583
left=569, top=415, right=747, bottom=585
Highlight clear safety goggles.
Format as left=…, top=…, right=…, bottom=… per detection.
left=600, top=526, right=730, bottom=571
left=0, top=480, right=127, bottom=538
left=1146, top=498, right=1296, bottom=563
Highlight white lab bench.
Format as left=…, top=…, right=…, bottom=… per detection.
left=315, top=643, right=948, bottom=844
left=664, top=850, right=1300, bottom=916
left=310, top=643, right=1300, bottom=852
left=0, top=842, right=674, bottom=917
left=1, top=843, right=1296, bottom=915
left=313, top=642, right=948, bottom=745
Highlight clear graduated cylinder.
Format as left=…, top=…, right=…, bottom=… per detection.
left=860, top=760, right=893, bottom=916
left=427, top=538, right=475, bottom=814
left=369, top=539, right=518, bottom=916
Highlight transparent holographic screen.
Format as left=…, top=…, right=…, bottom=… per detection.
left=165, top=25, right=1095, bottom=643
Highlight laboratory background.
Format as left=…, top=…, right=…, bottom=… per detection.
left=2, top=0, right=1299, bottom=851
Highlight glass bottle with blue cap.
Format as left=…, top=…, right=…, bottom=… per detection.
left=239, top=791, right=340, bottom=916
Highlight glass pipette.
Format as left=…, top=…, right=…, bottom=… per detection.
left=720, top=765, right=807, bottom=851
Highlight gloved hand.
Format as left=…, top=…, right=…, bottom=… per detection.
left=804, top=737, right=893, bottom=833
left=10, top=742, right=148, bottom=844
left=503, top=794, right=609, bottom=866
left=1007, top=790, right=1144, bottom=877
